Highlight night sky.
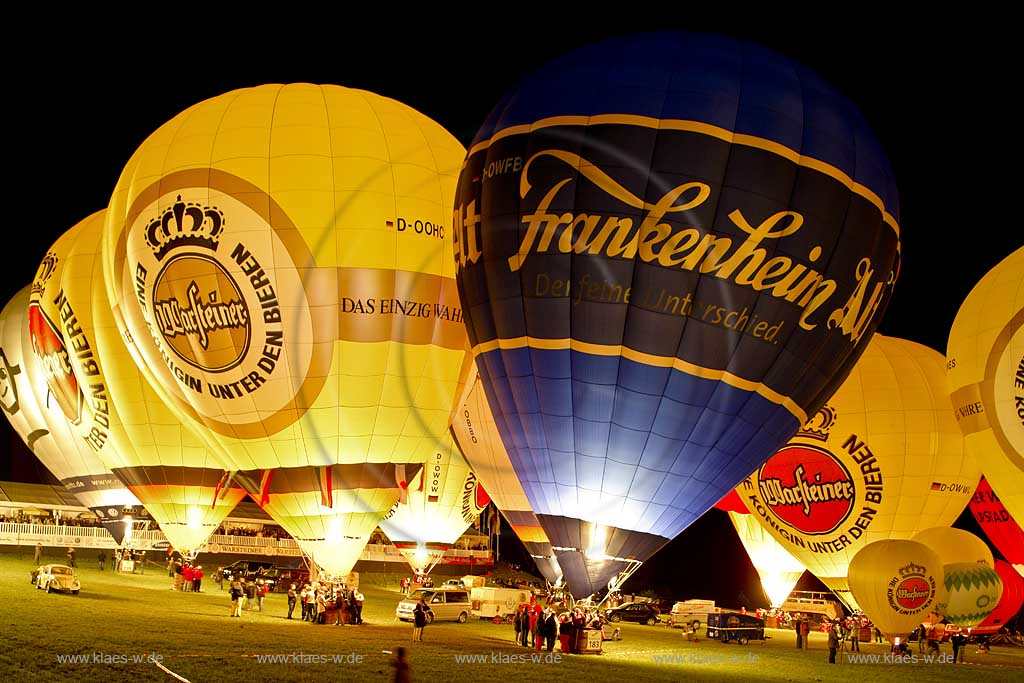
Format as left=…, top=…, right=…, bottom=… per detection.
left=2, top=17, right=1018, bottom=605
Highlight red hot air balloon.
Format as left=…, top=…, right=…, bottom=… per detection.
left=453, top=31, right=901, bottom=597
left=970, top=476, right=1024, bottom=577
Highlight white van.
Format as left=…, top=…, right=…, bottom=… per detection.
left=396, top=588, right=472, bottom=623
left=470, top=586, right=533, bottom=622
left=667, top=599, right=717, bottom=630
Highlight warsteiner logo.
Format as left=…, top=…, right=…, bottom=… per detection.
left=887, top=562, right=937, bottom=614
left=461, top=471, right=490, bottom=524
left=132, top=185, right=290, bottom=404
left=758, top=445, right=855, bottom=535
left=27, top=304, right=81, bottom=424
left=152, top=256, right=250, bottom=372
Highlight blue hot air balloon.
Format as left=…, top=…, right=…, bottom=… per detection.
left=453, top=31, right=901, bottom=597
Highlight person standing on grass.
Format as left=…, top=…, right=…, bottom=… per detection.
left=193, top=566, right=204, bottom=592
left=66, top=547, right=76, bottom=568
left=97, top=550, right=105, bottom=571
left=828, top=624, right=839, bottom=664
left=514, top=605, right=527, bottom=646
left=256, top=578, right=268, bottom=611
left=316, top=589, right=327, bottom=624
left=33, top=543, right=42, bottom=565
left=801, top=620, right=810, bottom=649
left=412, top=598, right=431, bottom=641
left=300, top=585, right=312, bottom=621
left=352, top=588, right=365, bottom=624
left=230, top=580, right=243, bottom=617
left=183, top=563, right=194, bottom=592
left=244, top=580, right=257, bottom=609
left=287, top=584, right=297, bottom=619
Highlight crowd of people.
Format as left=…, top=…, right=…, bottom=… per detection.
left=3, top=513, right=106, bottom=527
left=509, top=604, right=618, bottom=653
left=212, top=524, right=292, bottom=540
left=167, top=556, right=205, bottom=591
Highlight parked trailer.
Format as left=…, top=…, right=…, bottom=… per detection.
left=471, top=586, right=533, bottom=623
left=706, top=612, right=766, bottom=645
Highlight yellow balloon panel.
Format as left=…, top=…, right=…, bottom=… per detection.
left=912, top=526, right=994, bottom=566
left=947, top=247, right=1024, bottom=524
left=739, top=335, right=979, bottom=609
left=848, top=540, right=945, bottom=644
left=246, top=472, right=410, bottom=577
left=378, top=434, right=482, bottom=546
left=0, top=285, right=140, bottom=516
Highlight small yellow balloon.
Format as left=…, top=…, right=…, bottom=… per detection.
left=849, top=539, right=945, bottom=645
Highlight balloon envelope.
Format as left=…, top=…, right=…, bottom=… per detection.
left=378, top=432, right=485, bottom=571
left=0, top=284, right=140, bottom=542
left=450, top=362, right=562, bottom=583
left=969, top=477, right=1024, bottom=577
left=973, top=559, right=1024, bottom=634
left=848, top=539, right=945, bottom=645
left=453, top=30, right=901, bottom=597
left=739, top=335, right=978, bottom=610
left=102, top=84, right=468, bottom=575
left=66, top=212, right=246, bottom=553
left=947, top=247, right=1024, bottom=524
left=912, top=526, right=994, bottom=566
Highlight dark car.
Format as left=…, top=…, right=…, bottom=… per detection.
left=215, top=559, right=310, bottom=592
left=215, top=560, right=277, bottom=584
left=605, top=602, right=661, bottom=625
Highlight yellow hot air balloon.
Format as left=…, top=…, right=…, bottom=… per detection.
left=727, top=512, right=806, bottom=609
left=1, top=285, right=140, bottom=542
left=912, top=526, right=993, bottom=566
left=947, top=247, right=1024, bottom=524
left=101, top=84, right=468, bottom=577
left=450, top=362, right=563, bottom=584
left=912, top=526, right=1002, bottom=628
left=848, top=539, right=945, bottom=646
left=738, top=334, right=979, bottom=610
left=714, top=491, right=806, bottom=608
left=59, top=211, right=245, bottom=554
left=378, top=433, right=484, bottom=573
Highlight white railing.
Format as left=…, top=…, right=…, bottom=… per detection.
left=0, top=523, right=492, bottom=564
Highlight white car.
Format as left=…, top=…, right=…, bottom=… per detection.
left=32, top=564, right=81, bottom=594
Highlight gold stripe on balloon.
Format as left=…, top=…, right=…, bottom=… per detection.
left=473, top=336, right=808, bottom=425
left=981, top=307, right=1024, bottom=470
left=466, top=114, right=900, bottom=240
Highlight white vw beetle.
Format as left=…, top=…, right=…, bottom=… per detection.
left=32, top=564, right=81, bottom=594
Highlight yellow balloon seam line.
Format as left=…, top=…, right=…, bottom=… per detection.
left=472, top=336, right=807, bottom=424
left=466, top=114, right=899, bottom=240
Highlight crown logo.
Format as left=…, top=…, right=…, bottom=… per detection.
left=31, top=252, right=59, bottom=296
left=796, top=405, right=836, bottom=441
left=899, top=562, right=926, bottom=578
left=145, top=195, right=224, bottom=260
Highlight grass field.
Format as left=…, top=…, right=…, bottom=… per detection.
left=1, top=551, right=1021, bottom=682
